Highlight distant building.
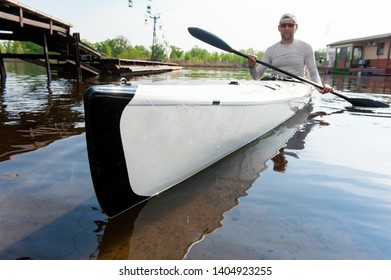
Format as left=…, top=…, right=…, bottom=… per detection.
left=327, top=33, right=391, bottom=75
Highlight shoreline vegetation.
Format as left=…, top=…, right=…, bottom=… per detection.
left=0, top=36, right=327, bottom=69
left=174, top=61, right=243, bottom=68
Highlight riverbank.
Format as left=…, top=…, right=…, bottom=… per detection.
left=173, top=60, right=243, bottom=68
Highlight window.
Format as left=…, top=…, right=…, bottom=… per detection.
left=377, top=42, right=385, bottom=55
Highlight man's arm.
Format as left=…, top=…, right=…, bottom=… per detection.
left=304, top=43, right=322, bottom=84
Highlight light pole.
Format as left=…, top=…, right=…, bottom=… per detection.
left=129, top=0, right=163, bottom=60
left=145, top=0, right=161, bottom=60
left=149, top=13, right=160, bottom=49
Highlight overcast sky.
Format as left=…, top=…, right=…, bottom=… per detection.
left=20, top=0, right=391, bottom=53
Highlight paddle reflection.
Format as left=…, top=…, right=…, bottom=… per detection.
left=98, top=105, right=316, bottom=260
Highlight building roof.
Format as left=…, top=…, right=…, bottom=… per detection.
left=328, top=32, right=391, bottom=46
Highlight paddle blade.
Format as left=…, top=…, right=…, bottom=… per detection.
left=188, top=27, right=234, bottom=53
left=332, top=91, right=389, bottom=107
left=348, top=98, right=389, bottom=108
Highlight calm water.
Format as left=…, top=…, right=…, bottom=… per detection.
left=0, top=62, right=391, bottom=260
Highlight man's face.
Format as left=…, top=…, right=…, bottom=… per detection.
left=278, top=21, right=297, bottom=41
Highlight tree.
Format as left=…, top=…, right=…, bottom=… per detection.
left=315, top=49, right=327, bottom=66
left=0, top=41, right=42, bottom=54
left=184, top=46, right=210, bottom=61
left=151, top=43, right=167, bottom=61
left=128, top=45, right=151, bottom=60
left=107, top=36, right=130, bottom=58
left=169, top=45, right=183, bottom=60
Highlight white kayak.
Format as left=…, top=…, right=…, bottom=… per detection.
left=84, top=80, right=313, bottom=217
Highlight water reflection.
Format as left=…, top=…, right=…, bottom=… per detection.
left=0, top=63, right=89, bottom=161
left=97, top=105, right=313, bottom=259
left=324, top=73, right=391, bottom=95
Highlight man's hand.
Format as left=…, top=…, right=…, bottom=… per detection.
left=318, top=84, right=333, bottom=94
left=248, top=54, right=257, bottom=69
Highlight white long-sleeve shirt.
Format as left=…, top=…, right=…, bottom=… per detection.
left=250, top=39, right=322, bottom=84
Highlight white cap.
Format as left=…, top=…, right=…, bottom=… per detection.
left=279, top=13, right=297, bottom=24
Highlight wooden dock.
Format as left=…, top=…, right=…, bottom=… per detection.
left=0, top=0, right=181, bottom=84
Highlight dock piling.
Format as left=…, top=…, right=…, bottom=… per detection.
left=0, top=50, right=6, bottom=88
left=43, top=32, right=52, bottom=84
left=73, top=33, right=82, bottom=81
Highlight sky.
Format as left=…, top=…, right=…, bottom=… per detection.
left=19, top=0, right=391, bottom=53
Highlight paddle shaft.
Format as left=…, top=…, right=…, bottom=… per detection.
left=235, top=48, right=356, bottom=102
left=239, top=50, right=376, bottom=103
left=231, top=49, right=324, bottom=87
left=239, top=50, right=354, bottom=102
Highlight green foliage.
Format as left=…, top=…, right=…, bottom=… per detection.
left=169, top=45, right=183, bottom=60
left=128, top=45, right=151, bottom=60
left=93, top=36, right=130, bottom=58
left=151, top=44, right=166, bottom=61
left=184, top=46, right=210, bottom=61
left=182, top=47, right=264, bottom=67
left=0, top=41, right=43, bottom=54
left=314, top=49, right=327, bottom=66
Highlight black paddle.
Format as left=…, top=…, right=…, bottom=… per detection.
left=188, top=27, right=389, bottom=108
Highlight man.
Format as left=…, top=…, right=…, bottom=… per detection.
left=248, top=13, right=333, bottom=94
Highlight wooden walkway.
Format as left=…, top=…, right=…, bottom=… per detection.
left=0, top=0, right=181, bottom=84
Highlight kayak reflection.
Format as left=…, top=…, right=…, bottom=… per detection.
left=98, top=105, right=315, bottom=260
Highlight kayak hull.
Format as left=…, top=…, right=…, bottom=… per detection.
left=84, top=81, right=312, bottom=217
